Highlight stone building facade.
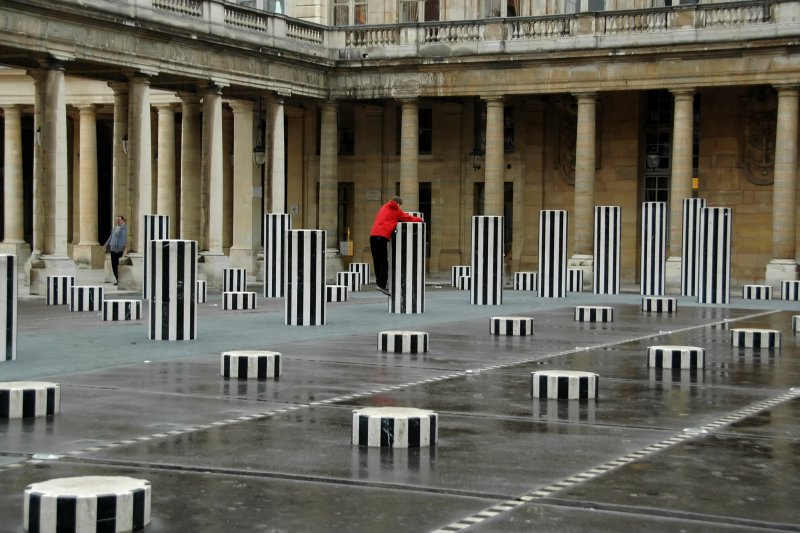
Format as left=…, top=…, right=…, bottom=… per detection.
left=0, top=0, right=797, bottom=291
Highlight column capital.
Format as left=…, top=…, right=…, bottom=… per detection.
left=108, top=82, right=129, bottom=95
left=320, top=100, right=338, bottom=111
left=481, top=95, right=505, bottom=105
left=127, top=72, right=152, bottom=84
left=669, top=88, right=695, bottom=100
left=153, top=103, right=176, bottom=112
left=37, top=58, right=66, bottom=71
left=74, top=104, right=96, bottom=112
left=774, top=83, right=800, bottom=94
left=1, top=104, right=22, bottom=115
left=572, top=91, right=597, bottom=101
left=228, top=99, right=255, bottom=114
left=178, top=92, right=202, bottom=105
left=397, top=97, right=418, bottom=106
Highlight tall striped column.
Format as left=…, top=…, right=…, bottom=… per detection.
left=148, top=240, right=197, bottom=341
left=697, top=207, right=732, bottom=304
left=390, top=222, right=425, bottom=314
left=263, top=213, right=291, bottom=298
left=285, top=230, right=325, bottom=326
left=142, top=214, right=170, bottom=300
left=1, top=255, right=17, bottom=362
left=681, top=198, right=707, bottom=296
left=538, top=210, right=568, bottom=298
left=640, top=202, right=667, bottom=296
left=593, top=206, right=620, bottom=295
left=470, top=216, right=503, bottom=305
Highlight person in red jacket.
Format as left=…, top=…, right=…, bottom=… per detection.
left=370, top=196, right=423, bottom=295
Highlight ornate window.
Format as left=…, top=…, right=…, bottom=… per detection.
left=399, top=0, right=439, bottom=22
left=564, top=0, right=605, bottom=13
left=482, top=0, right=522, bottom=18
left=334, top=0, right=367, bottom=26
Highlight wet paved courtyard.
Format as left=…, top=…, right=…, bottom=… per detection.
left=1, top=282, right=799, bottom=532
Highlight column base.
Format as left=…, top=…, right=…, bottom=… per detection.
left=568, top=254, right=593, bottom=291
left=765, top=259, right=799, bottom=291
left=118, top=254, right=140, bottom=291
left=199, top=252, right=230, bottom=289
left=665, top=256, right=682, bottom=295
left=28, top=254, right=77, bottom=296
left=0, top=242, right=31, bottom=267
left=73, top=243, right=105, bottom=269
left=228, top=247, right=257, bottom=274
left=325, top=249, right=344, bottom=283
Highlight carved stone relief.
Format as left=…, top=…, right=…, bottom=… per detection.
left=741, top=86, right=776, bottom=186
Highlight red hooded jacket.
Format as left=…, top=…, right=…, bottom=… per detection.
left=370, top=200, right=423, bottom=239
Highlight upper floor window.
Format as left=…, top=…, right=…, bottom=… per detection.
left=399, top=0, right=440, bottom=22
left=228, top=0, right=285, bottom=13
left=564, top=0, right=605, bottom=13
left=334, top=0, right=367, bottom=26
left=482, top=0, right=522, bottom=18
left=656, top=0, right=698, bottom=6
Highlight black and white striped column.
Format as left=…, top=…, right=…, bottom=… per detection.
left=0, top=381, right=59, bottom=418
left=490, top=316, right=534, bottom=336
left=24, top=476, right=151, bottom=532
left=471, top=216, right=503, bottom=305
left=349, top=262, right=371, bottom=286
left=352, top=407, right=437, bottom=448
left=70, top=286, right=104, bottom=312
left=697, top=207, right=731, bottom=304
left=793, top=315, right=799, bottom=332
left=641, top=201, right=667, bottom=296
left=221, top=351, right=282, bottom=379
left=1, top=255, right=17, bottom=362
left=646, top=345, right=705, bottom=369
left=743, top=285, right=771, bottom=300
left=681, top=198, right=707, bottom=296
left=264, top=213, right=291, bottom=298
left=451, top=266, right=470, bottom=288
left=642, top=296, right=677, bottom=313
left=222, top=268, right=247, bottom=293
left=456, top=275, right=471, bottom=291
left=285, top=230, right=325, bottom=326
left=143, top=214, right=170, bottom=300
left=102, top=300, right=142, bottom=321
left=730, top=328, right=781, bottom=348
left=196, top=279, right=207, bottom=303
left=513, top=271, right=537, bottom=291
left=538, top=210, right=568, bottom=298
left=336, top=271, right=361, bottom=292
left=593, top=206, right=621, bottom=295
left=782, top=280, right=800, bottom=301
left=377, top=331, right=429, bottom=353
left=531, top=370, right=599, bottom=399
left=222, top=291, right=257, bottom=310
left=567, top=268, right=584, bottom=293
left=326, top=285, right=348, bottom=302
left=391, top=222, right=426, bottom=314
left=46, top=275, right=74, bottom=306
left=574, top=305, right=614, bottom=323
left=148, top=239, right=197, bottom=341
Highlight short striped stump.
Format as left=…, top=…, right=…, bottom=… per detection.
left=70, top=286, right=104, bottom=312
left=24, top=476, right=150, bottom=533
left=490, top=316, right=534, bottom=336
left=513, top=272, right=537, bottom=291
left=567, top=268, right=584, bottom=292
left=646, top=345, right=705, bottom=369
left=378, top=331, right=428, bottom=353
left=222, top=268, right=247, bottom=293
left=730, top=328, right=781, bottom=348
left=196, top=279, right=208, bottom=303
left=220, top=351, right=282, bottom=380
left=742, top=284, right=771, bottom=300
left=336, top=271, right=361, bottom=292
left=352, top=407, right=438, bottom=448
left=642, top=297, right=677, bottom=313
left=451, top=266, right=470, bottom=287
left=0, top=381, right=60, bottom=418
left=531, top=370, right=599, bottom=400
left=326, top=285, right=349, bottom=302
left=46, top=275, right=74, bottom=306
left=349, top=262, right=370, bottom=285
left=222, top=291, right=257, bottom=310
left=456, top=275, right=471, bottom=291
left=102, top=300, right=142, bottom=321
left=781, top=280, right=800, bottom=301
left=574, top=305, right=613, bottom=323
left=794, top=315, right=800, bottom=333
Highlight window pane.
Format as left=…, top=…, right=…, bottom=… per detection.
left=424, top=0, right=439, bottom=21
left=354, top=3, right=367, bottom=24
left=334, top=3, right=348, bottom=25
left=587, top=0, right=604, bottom=11
left=484, top=0, right=501, bottom=17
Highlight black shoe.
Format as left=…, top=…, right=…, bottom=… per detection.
left=113, top=282, right=118, bottom=286
left=376, top=286, right=390, bottom=296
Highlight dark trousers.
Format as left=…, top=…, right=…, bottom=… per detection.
left=370, top=236, right=390, bottom=289
left=110, top=251, right=123, bottom=281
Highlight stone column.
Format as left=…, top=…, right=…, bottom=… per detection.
left=573, top=93, right=596, bottom=256
left=319, top=101, right=341, bottom=275
left=0, top=105, right=29, bottom=259
left=666, top=89, right=695, bottom=291
left=399, top=98, right=419, bottom=211
left=156, top=104, right=176, bottom=237
left=269, top=95, right=286, bottom=214
left=179, top=93, right=202, bottom=242
left=229, top=100, right=258, bottom=272
left=128, top=74, right=153, bottom=255
left=73, top=105, right=104, bottom=267
left=766, top=84, right=800, bottom=286
left=109, top=83, right=129, bottom=225
left=43, top=61, right=70, bottom=258
left=31, top=72, right=45, bottom=257
left=483, top=96, right=504, bottom=217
